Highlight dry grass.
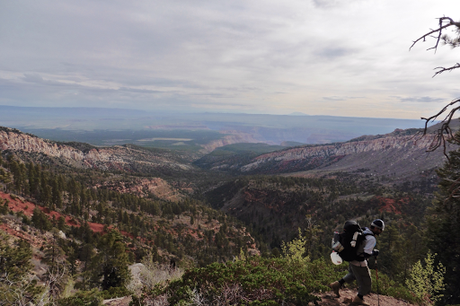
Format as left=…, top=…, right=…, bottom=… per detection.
left=127, top=253, right=184, bottom=295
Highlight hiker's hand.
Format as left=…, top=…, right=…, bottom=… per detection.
left=372, top=249, right=379, bottom=257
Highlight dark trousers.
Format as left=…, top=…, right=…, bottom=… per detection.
left=343, top=263, right=372, bottom=296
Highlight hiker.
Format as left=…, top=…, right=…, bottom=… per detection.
left=329, top=219, right=384, bottom=305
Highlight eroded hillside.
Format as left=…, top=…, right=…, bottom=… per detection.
left=0, top=127, right=195, bottom=177
left=197, top=128, right=448, bottom=184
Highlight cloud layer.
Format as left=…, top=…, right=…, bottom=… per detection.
left=1, top=0, right=459, bottom=119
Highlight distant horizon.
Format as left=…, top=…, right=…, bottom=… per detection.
left=0, top=104, right=426, bottom=121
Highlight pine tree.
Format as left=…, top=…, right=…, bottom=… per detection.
left=31, top=207, right=52, bottom=231
left=27, top=162, right=39, bottom=198
left=0, top=231, right=38, bottom=305
left=42, top=229, right=68, bottom=301
left=426, top=134, right=460, bottom=304
left=52, top=177, right=63, bottom=209
left=67, top=246, right=78, bottom=276
left=89, top=230, right=131, bottom=290
left=9, top=158, right=26, bottom=194
left=0, top=232, right=33, bottom=278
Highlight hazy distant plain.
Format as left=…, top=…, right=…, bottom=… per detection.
left=0, top=105, right=425, bottom=150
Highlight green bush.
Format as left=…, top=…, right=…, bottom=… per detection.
left=371, top=271, right=420, bottom=304
left=57, top=289, right=103, bottom=306
left=161, top=257, right=347, bottom=305
left=100, top=286, right=132, bottom=299
left=405, top=252, right=446, bottom=305
left=139, top=256, right=420, bottom=306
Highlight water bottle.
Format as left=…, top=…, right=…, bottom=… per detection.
left=330, top=251, right=343, bottom=265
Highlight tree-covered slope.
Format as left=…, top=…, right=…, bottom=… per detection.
left=196, top=129, right=448, bottom=185
left=0, top=151, right=261, bottom=304
left=204, top=174, right=431, bottom=280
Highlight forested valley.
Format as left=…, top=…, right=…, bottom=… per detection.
left=0, top=126, right=458, bottom=305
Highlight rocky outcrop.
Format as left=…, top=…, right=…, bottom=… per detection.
left=241, top=133, right=436, bottom=171
left=97, top=177, right=184, bottom=202
left=200, top=131, right=263, bottom=153
left=0, top=127, right=193, bottom=174
left=233, top=130, right=450, bottom=182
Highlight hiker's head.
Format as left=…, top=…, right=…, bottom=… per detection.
left=370, top=219, right=384, bottom=235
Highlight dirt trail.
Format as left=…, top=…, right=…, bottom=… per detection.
left=101, top=290, right=416, bottom=306
left=316, top=288, right=416, bottom=306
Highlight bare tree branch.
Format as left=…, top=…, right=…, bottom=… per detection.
left=434, top=63, right=460, bottom=76
left=411, top=17, right=460, bottom=154
left=411, top=17, right=460, bottom=77
left=410, top=17, right=460, bottom=52
left=0, top=273, right=40, bottom=306
left=420, top=97, right=460, bottom=156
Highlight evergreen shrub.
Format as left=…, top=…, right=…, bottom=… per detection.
left=141, top=256, right=419, bottom=306
left=370, top=270, right=420, bottom=304
left=57, top=288, right=103, bottom=306
left=100, top=286, right=132, bottom=299
left=160, top=257, right=346, bottom=305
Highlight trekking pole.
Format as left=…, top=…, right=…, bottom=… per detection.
left=375, top=256, right=380, bottom=306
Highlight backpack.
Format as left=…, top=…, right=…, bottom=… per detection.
left=332, top=220, right=371, bottom=262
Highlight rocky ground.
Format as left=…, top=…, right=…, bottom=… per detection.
left=316, top=288, right=416, bottom=306
left=102, top=297, right=132, bottom=305
left=100, top=288, right=416, bottom=306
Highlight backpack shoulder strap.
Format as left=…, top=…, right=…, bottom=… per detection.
left=361, top=227, right=374, bottom=237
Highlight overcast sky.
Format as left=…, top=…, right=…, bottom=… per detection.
left=1, top=0, right=459, bottom=119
